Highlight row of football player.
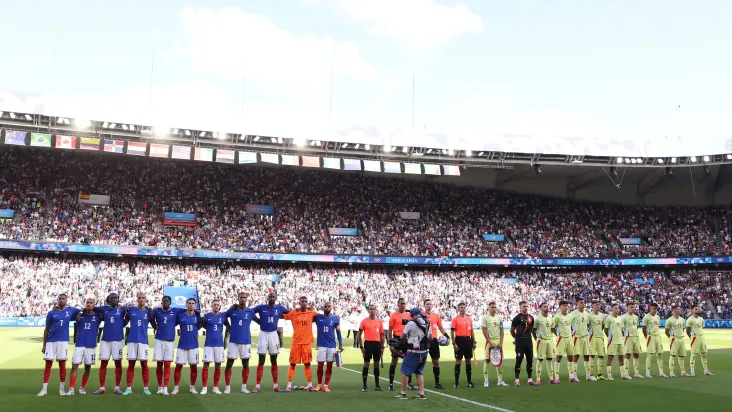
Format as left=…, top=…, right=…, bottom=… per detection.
left=38, top=291, right=346, bottom=397
left=352, top=297, right=716, bottom=393
left=496, top=298, right=714, bottom=387
left=37, top=293, right=715, bottom=398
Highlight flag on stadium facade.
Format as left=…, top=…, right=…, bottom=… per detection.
left=79, top=137, right=100, bottom=150
left=194, top=147, right=213, bottom=161
left=281, top=154, right=298, bottom=166
left=301, top=156, right=320, bottom=168
left=55, top=135, right=77, bottom=149
left=344, top=159, right=361, bottom=170
left=383, top=161, right=401, bottom=173
left=30, top=133, right=52, bottom=147
left=363, top=160, right=381, bottom=172
left=261, top=153, right=279, bottom=164
left=103, top=139, right=124, bottom=153
left=127, top=141, right=147, bottom=156
left=404, top=163, right=422, bottom=174
left=323, top=158, right=341, bottom=169
left=442, top=165, right=461, bottom=176
left=172, top=145, right=192, bottom=160
left=238, top=151, right=257, bottom=164
left=215, top=149, right=235, bottom=163
left=4, top=130, right=26, bottom=145
left=423, top=164, right=441, bottom=175
left=149, top=143, right=170, bottom=158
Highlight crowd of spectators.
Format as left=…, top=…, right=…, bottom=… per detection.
left=1, top=254, right=729, bottom=323
left=0, top=147, right=729, bottom=259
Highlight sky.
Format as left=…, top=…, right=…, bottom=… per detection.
left=0, top=0, right=731, bottom=155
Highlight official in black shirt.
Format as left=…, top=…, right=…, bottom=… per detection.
left=510, top=301, right=536, bottom=386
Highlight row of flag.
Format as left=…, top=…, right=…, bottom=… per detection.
left=2, top=129, right=461, bottom=175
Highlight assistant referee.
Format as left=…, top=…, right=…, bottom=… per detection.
left=358, top=304, right=384, bottom=392
left=450, top=302, right=476, bottom=388
left=510, top=301, right=536, bottom=386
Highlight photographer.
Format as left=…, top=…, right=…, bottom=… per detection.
left=392, top=308, right=431, bottom=400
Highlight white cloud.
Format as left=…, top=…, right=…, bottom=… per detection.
left=303, top=0, right=484, bottom=53
left=176, top=7, right=373, bottom=89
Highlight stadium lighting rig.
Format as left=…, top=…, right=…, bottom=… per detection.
left=3, top=112, right=732, bottom=172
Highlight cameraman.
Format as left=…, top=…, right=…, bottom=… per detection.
left=393, top=308, right=432, bottom=400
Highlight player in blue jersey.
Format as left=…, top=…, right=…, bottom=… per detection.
left=93, top=293, right=127, bottom=395
left=252, top=292, right=290, bottom=393
left=122, top=293, right=156, bottom=396
left=314, top=302, right=344, bottom=392
left=224, top=292, right=256, bottom=394
left=173, top=298, right=202, bottom=395
left=153, top=295, right=182, bottom=395
left=67, top=298, right=102, bottom=396
left=201, top=299, right=228, bottom=395
left=39, top=293, right=81, bottom=397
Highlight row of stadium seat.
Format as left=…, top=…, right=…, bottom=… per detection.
left=1, top=254, right=729, bottom=320
left=0, top=148, right=730, bottom=258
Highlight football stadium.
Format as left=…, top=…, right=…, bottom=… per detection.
left=1, top=2, right=732, bottom=412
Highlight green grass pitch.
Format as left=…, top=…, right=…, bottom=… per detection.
left=1, top=328, right=730, bottom=412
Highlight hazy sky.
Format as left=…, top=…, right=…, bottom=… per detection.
left=0, top=0, right=731, bottom=150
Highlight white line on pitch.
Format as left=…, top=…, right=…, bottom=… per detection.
left=340, top=366, right=515, bottom=412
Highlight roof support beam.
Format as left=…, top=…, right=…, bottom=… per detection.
left=636, top=168, right=666, bottom=196
left=495, top=169, right=526, bottom=187
left=567, top=168, right=604, bottom=193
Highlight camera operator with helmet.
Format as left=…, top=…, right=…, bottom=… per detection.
left=392, top=308, right=431, bottom=400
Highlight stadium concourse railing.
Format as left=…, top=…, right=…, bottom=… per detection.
left=1, top=240, right=732, bottom=267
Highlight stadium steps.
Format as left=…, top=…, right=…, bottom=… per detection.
left=708, top=301, right=721, bottom=319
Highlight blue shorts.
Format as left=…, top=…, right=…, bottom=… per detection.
left=400, top=352, right=427, bottom=376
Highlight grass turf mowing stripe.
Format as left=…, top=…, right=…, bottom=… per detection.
left=340, top=366, right=515, bottom=412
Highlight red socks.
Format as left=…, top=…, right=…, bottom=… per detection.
left=58, top=361, right=67, bottom=383
left=325, top=362, right=333, bottom=385
left=99, top=360, right=108, bottom=387
left=271, top=365, right=278, bottom=385
left=242, top=368, right=249, bottom=384
left=256, top=365, right=264, bottom=384
left=163, top=361, right=171, bottom=387
left=141, top=361, right=149, bottom=387
left=114, top=360, right=123, bottom=386
left=317, top=363, right=324, bottom=384
left=214, top=368, right=221, bottom=387
left=156, top=362, right=163, bottom=386
left=70, top=377, right=76, bottom=389
left=81, top=375, right=89, bottom=389
left=174, top=365, right=183, bottom=386
left=225, top=369, right=232, bottom=386
left=43, top=360, right=53, bottom=384
left=202, top=368, right=209, bottom=387
left=190, top=365, right=198, bottom=386
left=126, top=360, right=136, bottom=387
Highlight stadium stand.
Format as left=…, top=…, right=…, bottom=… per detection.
left=0, top=254, right=729, bottom=320
left=0, top=148, right=730, bottom=258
